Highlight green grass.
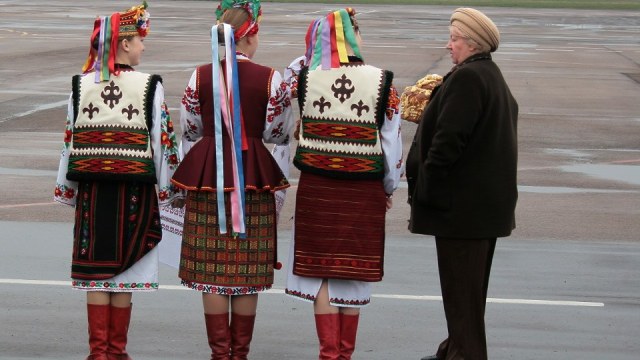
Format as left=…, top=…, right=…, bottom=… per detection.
left=262, top=0, right=640, bottom=10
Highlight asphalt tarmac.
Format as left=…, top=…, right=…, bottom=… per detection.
left=1, top=1, right=639, bottom=359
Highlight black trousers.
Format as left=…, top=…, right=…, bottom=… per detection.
left=434, top=237, right=497, bottom=360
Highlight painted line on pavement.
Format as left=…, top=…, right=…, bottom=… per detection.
left=0, top=278, right=604, bottom=307
left=0, top=202, right=57, bottom=209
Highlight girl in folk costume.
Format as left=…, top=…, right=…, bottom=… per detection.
left=54, top=2, right=183, bottom=359
left=284, top=8, right=403, bottom=360
left=170, top=0, right=293, bottom=358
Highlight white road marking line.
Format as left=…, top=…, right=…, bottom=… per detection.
left=0, top=100, right=68, bottom=123
left=0, top=278, right=604, bottom=307
left=0, top=202, right=57, bottom=209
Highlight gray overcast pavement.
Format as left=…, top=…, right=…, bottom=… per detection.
left=1, top=1, right=640, bottom=359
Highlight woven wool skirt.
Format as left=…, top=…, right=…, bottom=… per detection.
left=293, top=172, right=387, bottom=282
left=179, top=190, right=276, bottom=295
left=71, top=181, right=162, bottom=292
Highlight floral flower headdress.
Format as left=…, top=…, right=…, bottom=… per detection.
left=215, top=0, right=262, bottom=41
left=81, top=2, right=151, bottom=82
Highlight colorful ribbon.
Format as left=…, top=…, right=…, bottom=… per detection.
left=210, top=24, right=246, bottom=236
left=307, top=9, right=362, bottom=71
left=83, top=15, right=120, bottom=83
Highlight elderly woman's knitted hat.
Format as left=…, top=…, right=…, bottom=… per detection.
left=450, top=7, right=500, bottom=52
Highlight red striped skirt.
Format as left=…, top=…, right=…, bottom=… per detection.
left=71, top=181, right=161, bottom=280
left=293, top=172, right=386, bottom=282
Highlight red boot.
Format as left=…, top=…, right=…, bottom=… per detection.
left=86, top=304, right=110, bottom=360
left=230, top=313, right=256, bottom=360
left=338, top=313, right=359, bottom=360
left=205, top=313, right=231, bottom=360
left=315, top=313, right=341, bottom=360
left=107, top=304, right=133, bottom=360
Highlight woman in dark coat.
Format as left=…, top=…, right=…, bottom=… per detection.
left=406, top=7, right=518, bottom=360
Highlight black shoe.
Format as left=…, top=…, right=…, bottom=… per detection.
left=420, top=356, right=439, bottom=360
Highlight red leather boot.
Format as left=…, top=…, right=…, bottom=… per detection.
left=86, top=304, right=110, bottom=360
left=107, top=304, right=133, bottom=360
left=230, top=313, right=256, bottom=360
left=205, top=313, right=231, bottom=360
left=338, top=313, right=359, bottom=360
left=315, top=313, right=341, bottom=360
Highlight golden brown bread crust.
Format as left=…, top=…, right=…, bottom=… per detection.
left=400, top=74, right=443, bottom=123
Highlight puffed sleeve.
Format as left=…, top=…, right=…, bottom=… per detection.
left=284, top=55, right=306, bottom=99
left=179, top=69, right=203, bottom=156
left=53, top=93, right=79, bottom=207
left=381, top=85, right=403, bottom=195
left=263, top=70, right=294, bottom=144
left=149, top=81, right=183, bottom=205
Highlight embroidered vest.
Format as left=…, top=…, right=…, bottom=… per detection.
left=67, top=71, right=161, bottom=183
left=294, top=64, right=393, bottom=179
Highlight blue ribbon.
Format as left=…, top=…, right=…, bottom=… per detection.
left=211, top=25, right=227, bottom=234
left=228, top=31, right=247, bottom=237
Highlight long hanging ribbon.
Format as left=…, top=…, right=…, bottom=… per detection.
left=309, top=20, right=323, bottom=70
left=219, top=26, right=245, bottom=236
left=210, top=24, right=247, bottom=236
left=309, top=10, right=362, bottom=70
left=338, top=9, right=362, bottom=59
left=94, top=17, right=107, bottom=83
left=211, top=25, right=228, bottom=234
left=227, top=30, right=246, bottom=235
left=320, top=17, right=332, bottom=70
left=107, top=14, right=120, bottom=78
left=82, top=18, right=102, bottom=75
left=327, top=13, right=340, bottom=68
left=304, top=19, right=321, bottom=65
left=91, top=14, right=120, bottom=83
left=333, top=11, right=348, bottom=63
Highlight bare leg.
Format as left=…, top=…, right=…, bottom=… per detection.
left=314, top=280, right=339, bottom=315
left=340, top=307, right=360, bottom=316
left=230, top=294, right=258, bottom=316
left=87, top=291, right=110, bottom=305
left=110, top=292, right=132, bottom=307
left=203, top=293, right=231, bottom=315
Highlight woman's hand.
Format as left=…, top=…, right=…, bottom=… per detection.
left=171, top=198, right=185, bottom=209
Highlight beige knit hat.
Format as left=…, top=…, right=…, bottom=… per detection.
left=450, top=7, right=500, bottom=52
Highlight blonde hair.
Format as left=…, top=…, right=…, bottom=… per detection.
left=220, top=8, right=250, bottom=32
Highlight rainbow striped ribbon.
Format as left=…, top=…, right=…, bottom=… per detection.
left=308, top=9, right=362, bottom=70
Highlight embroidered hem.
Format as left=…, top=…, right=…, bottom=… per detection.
left=72, top=280, right=158, bottom=291
left=285, top=288, right=370, bottom=307
left=181, top=280, right=271, bottom=295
